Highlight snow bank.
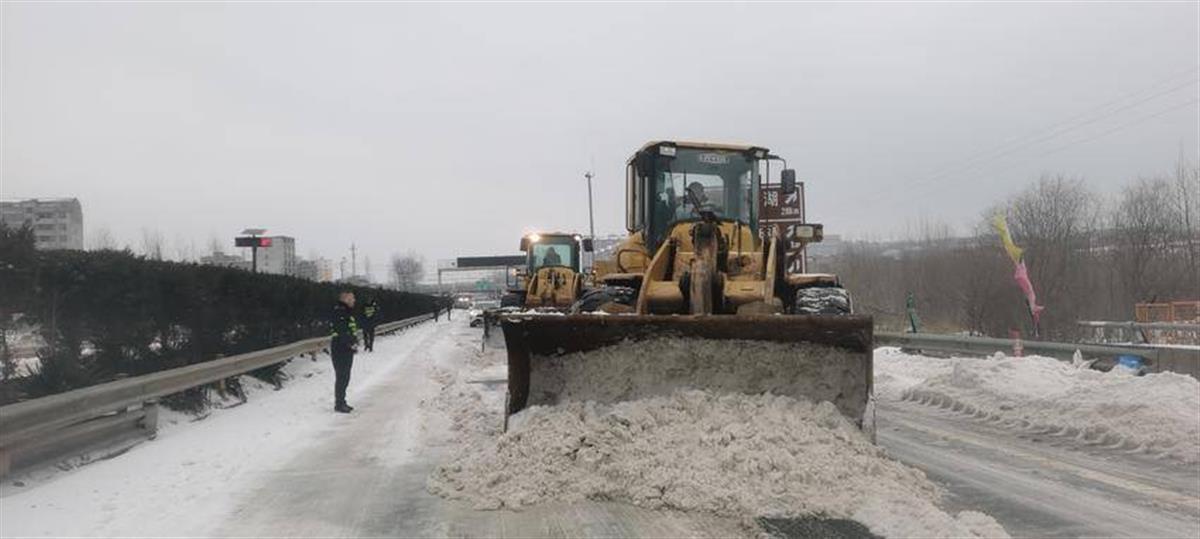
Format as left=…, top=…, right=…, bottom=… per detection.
left=428, top=389, right=1007, bottom=538
left=875, top=348, right=1200, bottom=463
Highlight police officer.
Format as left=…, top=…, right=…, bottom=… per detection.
left=330, top=290, right=359, bottom=413
left=360, top=297, right=379, bottom=352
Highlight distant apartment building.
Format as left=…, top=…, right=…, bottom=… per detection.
left=256, top=236, right=297, bottom=276
left=296, top=258, right=319, bottom=281
left=200, top=252, right=252, bottom=272
left=315, top=258, right=334, bottom=282
left=0, top=198, right=84, bottom=250
left=293, top=257, right=335, bottom=282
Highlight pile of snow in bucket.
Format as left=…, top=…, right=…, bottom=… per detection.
left=428, top=389, right=1008, bottom=538
left=875, top=348, right=1200, bottom=463
left=525, top=338, right=870, bottom=420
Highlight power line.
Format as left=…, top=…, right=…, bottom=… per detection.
left=918, top=75, right=1198, bottom=185
left=860, top=66, right=1200, bottom=207
left=907, top=66, right=1200, bottom=184
left=957, top=97, right=1200, bottom=183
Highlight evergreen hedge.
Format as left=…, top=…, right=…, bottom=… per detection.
left=0, top=224, right=444, bottom=407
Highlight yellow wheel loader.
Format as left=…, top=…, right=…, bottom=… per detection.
left=502, top=232, right=593, bottom=310
left=501, top=141, right=874, bottom=429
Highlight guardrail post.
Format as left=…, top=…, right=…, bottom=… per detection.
left=140, top=399, right=159, bottom=439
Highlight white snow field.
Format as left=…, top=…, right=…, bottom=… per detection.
left=429, top=390, right=1008, bottom=538
left=2, top=318, right=1197, bottom=538
left=875, top=347, right=1200, bottom=463
left=427, top=338, right=1008, bottom=538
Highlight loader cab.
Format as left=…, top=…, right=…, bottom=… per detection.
left=626, top=141, right=771, bottom=252
left=519, top=232, right=586, bottom=274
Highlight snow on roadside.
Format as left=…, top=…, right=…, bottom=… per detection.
left=874, top=347, right=1200, bottom=463
left=0, top=321, right=440, bottom=538
left=424, top=341, right=1009, bottom=538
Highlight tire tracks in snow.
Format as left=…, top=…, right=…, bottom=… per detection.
left=878, top=400, right=1200, bottom=538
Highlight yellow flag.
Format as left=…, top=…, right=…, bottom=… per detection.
left=992, top=214, right=1023, bottom=264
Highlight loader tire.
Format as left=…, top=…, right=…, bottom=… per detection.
left=794, top=286, right=852, bottom=315
left=572, top=286, right=637, bottom=313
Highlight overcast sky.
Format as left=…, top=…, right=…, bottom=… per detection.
left=2, top=2, right=1197, bottom=278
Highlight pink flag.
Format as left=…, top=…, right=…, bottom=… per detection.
left=1012, top=261, right=1044, bottom=324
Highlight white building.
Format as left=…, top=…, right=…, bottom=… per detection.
left=0, top=198, right=84, bottom=250
left=256, top=236, right=297, bottom=276
left=200, top=252, right=251, bottom=272
left=315, top=258, right=334, bottom=281
left=295, top=257, right=333, bottom=281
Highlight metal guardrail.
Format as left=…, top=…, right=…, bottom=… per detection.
left=1076, top=321, right=1200, bottom=332
left=0, top=312, right=436, bottom=476
left=876, top=331, right=1200, bottom=378
left=1076, top=320, right=1200, bottom=347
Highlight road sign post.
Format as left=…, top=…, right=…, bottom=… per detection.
left=235, top=228, right=271, bottom=273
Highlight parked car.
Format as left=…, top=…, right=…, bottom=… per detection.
left=469, top=300, right=502, bottom=327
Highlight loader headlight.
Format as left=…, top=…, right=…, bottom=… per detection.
left=528, top=233, right=541, bottom=243
left=659, top=145, right=676, bottom=157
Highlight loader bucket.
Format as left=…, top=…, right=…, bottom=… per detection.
left=500, top=314, right=874, bottom=427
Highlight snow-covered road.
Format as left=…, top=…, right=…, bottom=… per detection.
left=2, top=318, right=1197, bottom=538
left=874, top=349, right=1200, bottom=538
left=210, top=317, right=746, bottom=538
left=1, top=318, right=453, bottom=537
left=878, top=400, right=1200, bottom=538
left=1, top=316, right=745, bottom=538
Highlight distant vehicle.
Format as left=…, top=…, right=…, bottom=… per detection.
left=469, top=301, right=509, bottom=327
left=501, top=232, right=593, bottom=310
left=468, top=300, right=502, bottom=327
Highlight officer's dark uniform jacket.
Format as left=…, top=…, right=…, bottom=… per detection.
left=331, top=301, right=359, bottom=354
left=361, top=301, right=379, bottom=327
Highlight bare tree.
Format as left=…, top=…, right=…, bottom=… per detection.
left=1003, top=175, right=1101, bottom=335
left=390, top=251, right=425, bottom=291
left=88, top=226, right=117, bottom=250
left=207, top=235, right=225, bottom=256
left=1110, top=177, right=1177, bottom=306
left=140, top=228, right=166, bottom=261
left=1174, top=157, right=1200, bottom=280
left=173, top=234, right=197, bottom=262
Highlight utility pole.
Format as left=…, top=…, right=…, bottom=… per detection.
left=584, top=171, right=596, bottom=239
left=339, top=257, right=347, bottom=280
left=350, top=243, right=357, bottom=277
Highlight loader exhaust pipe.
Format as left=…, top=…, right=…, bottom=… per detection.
left=501, top=314, right=874, bottom=427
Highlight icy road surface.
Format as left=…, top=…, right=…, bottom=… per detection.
left=878, top=400, right=1199, bottom=538
left=2, top=317, right=1197, bottom=538
left=875, top=349, right=1200, bottom=538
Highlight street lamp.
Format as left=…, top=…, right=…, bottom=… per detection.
left=584, top=171, right=596, bottom=240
